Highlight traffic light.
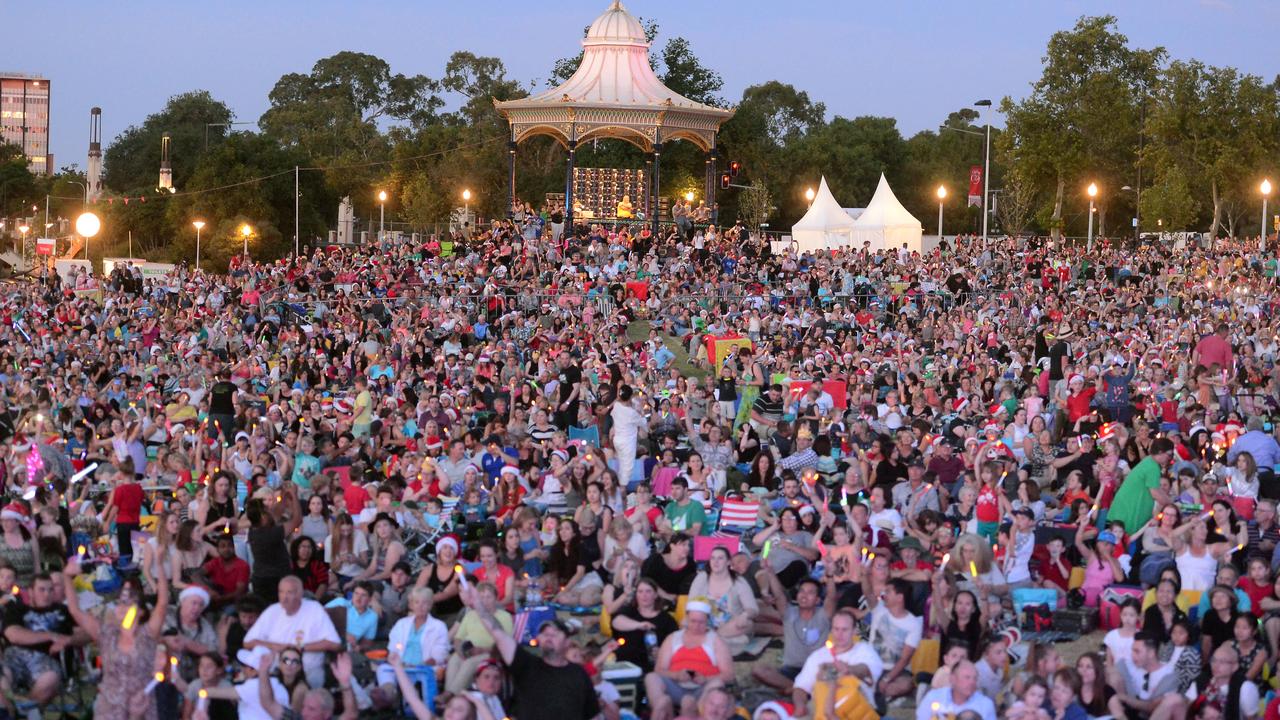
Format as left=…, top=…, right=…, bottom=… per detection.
left=720, top=173, right=731, bottom=190
left=729, top=161, right=741, bottom=177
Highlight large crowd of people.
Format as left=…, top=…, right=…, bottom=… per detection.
left=1, top=211, right=1278, bottom=720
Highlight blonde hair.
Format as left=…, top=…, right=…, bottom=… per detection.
left=946, top=533, right=994, bottom=575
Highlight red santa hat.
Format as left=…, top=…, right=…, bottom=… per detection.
left=753, top=701, right=796, bottom=720
left=951, top=398, right=969, bottom=413
left=0, top=503, right=29, bottom=524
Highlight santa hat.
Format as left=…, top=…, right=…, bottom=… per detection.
left=753, top=701, right=796, bottom=720
left=0, top=503, right=29, bottom=524
left=9, top=435, right=31, bottom=453
left=1097, top=422, right=1118, bottom=442
left=499, top=465, right=521, bottom=477
left=989, top=404, right=1008, bottom=419
left=951, top=398, right=969, bottom=413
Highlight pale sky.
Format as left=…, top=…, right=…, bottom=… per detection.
left=11, top=0, right=1279, bottom=170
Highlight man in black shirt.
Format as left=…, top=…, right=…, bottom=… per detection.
left=459, top=585, right=599, bottom=720
left=3, top=574, right=85, bottom=709
left=208, top=368, right=239, bottom=445
left=555, top=353, right=584, bottom=430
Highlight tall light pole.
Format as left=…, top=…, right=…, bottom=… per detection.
left=240, top=223, right=253, bottom=259
left=1262, top=179, right=1273, bottom=253
left=377, top=190, right=387, bottom=241
left=936, top=185, right=947, bottom=237
left=74, top=212, right=100, bottom=271
left=17, top=224, right=29, bottom=257
left=192, top=220, right=205, bottom=269
left=1086, top=182, right=1098, bottom=251
left=462, top=189, right=472, bottom=223
left=975, top=99, right=993, bottom=244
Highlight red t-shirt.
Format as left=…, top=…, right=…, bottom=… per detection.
left=474, top=563, right=516, bottom=607
left=202, top=556, right=250, bottom=597
left=976, top=484, right=1000, bottom=523
left=343, top=480, right=371, bottom=516
left=112, top=483, right=145, bottom=524
left=1066, top=387, right=1097, bottom=423
left=1239, top=577, right=1271, bottom=618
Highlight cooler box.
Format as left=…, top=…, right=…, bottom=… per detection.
left=1052, top=607, right=1098, bottom=635
left=603, top=661, right=643, bottom=712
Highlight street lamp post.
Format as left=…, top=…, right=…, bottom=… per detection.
left=240, top=224, right=253, bottom=259
left=377, top=190, right=387, bottom=241
left=1086, top=182, right=1098, bottom=251
left=1261, top=179, right=1273, bottom=252
left=936, top=186, right=947, bottom=238
left=462, top=189, right=472, bottom=224
left=975, top=99, right=993, bottom=245
left=74, top=212, right=100, bottom=271
left=192, top=220, right=205, bottom=269
left=17, top=224, right=29, bottom=257
left=804, top=187, right=815, bottom=204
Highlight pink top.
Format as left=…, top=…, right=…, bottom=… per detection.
left=1080, top=555, right=1113, bottom=607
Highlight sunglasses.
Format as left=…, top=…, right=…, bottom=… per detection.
left=280, top=656, right=302, bottom=666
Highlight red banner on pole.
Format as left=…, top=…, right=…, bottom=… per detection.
left=967, top=165, right=983, bottom=207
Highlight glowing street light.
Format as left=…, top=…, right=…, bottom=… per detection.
left=17, top=224, right=29, bottom=255
left=804, top=187, right=815, bottom=203
left=684, top=191, right=695, bottom=203
left=240, top=223, right=253, bottom=258
left=936, top=185, right=947, bottom=238
left=75, top=212, right=101, bottom=267
left=1086, top=182, right=1098, bottom=251
left=192, top=220, right=205, bottom=269
left=1262, top=179, right=1273, bottom=252
left=377, top=190, right=388, bottom=240
left=462, top=188, right=472, bottom=221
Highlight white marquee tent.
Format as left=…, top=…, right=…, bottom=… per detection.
left=791, top=177, right=856, bottom=252
left=851, top=174, right=923, bottom=252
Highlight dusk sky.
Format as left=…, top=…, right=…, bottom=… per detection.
left=11, top=0, right=1279, bottom=170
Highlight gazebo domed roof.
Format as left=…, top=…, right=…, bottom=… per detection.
left=494, top=0, right=733, bottom=152
left=585, top=0, right=648, bottom=46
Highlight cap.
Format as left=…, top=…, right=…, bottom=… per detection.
left=537, top=618, right=574, bottom=636
left=1096, top=530, right=1118, bottom=544
left=897, top=536, right=923, bottom=553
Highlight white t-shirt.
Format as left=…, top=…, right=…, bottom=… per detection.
left=234, top=677, right=290, bottom=720
left=610, top=402, right=645, bottom=444
left=243, top=599, right=341, bottom=686
left=867, top=604, right=923, bottom=666
left=1185, top=678, right=1260, bottom=718
left=793, top=640, right=884, bottom=702
left=868, top=508, right=905, bottom=540
left=1104, top=629, right=1135, bottom=666
left=324, top=530, right=370, bottom=578
left=915, top=687, right=996, bottom=720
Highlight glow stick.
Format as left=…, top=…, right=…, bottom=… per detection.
left=144, top=671, right=164, bottom=694
left=617, top=638, right=626, bottom=646
left=763, top=539, right=773, bottom=559
left=456, top=564, right=468, bottom=588
left=122, top=605, right=138, bottom=630
left=1225, top=542, right=1246, bottom=558
left=969, top=560, right=979, bottom=579
left=70, top=462, right=98, bottom=485
left=840, top=487, right=848, bottom=507
left=198, top=689, right=208, bottom=711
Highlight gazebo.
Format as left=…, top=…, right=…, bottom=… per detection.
left=494, top=0, right=734, bottom=236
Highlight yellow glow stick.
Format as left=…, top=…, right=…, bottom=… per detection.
left=122, top=605, right=138, bottom=630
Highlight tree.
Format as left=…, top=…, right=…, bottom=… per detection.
left=999, top=16, right=1163, bottom=240
left=738, top=179, right=773, bottom=230
left=658, top=37, right=725, bottom=107
left=102, top=91, right=233, bottom=194
left=995, top=169, right=1039, bottom=237
left=1139, top=164, right=1197, bottom=231
left=1143, top=60, right=1279, bottom=236
left=0, top=142, right=37, bottom=218
left=787, top=116, right=907, bottom=219
left=260, top=52, right=440, bottom=197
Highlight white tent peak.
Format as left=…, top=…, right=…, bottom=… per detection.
left=851, top=173, right=923, bottom=251
left=791, top=176, right=857, bottom=252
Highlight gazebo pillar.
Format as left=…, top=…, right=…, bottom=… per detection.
left=706, top=145, right=719, bottom=226
left=651, top=142, right=663, bottom=238
left=644, top=157, right=654, bottom=220
left=507, top=141, right=517, bottom=219
left=565, top=139, right=578, bottom=231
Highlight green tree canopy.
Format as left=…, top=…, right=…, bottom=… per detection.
left=102, top=90, right=233, bottom=194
